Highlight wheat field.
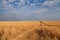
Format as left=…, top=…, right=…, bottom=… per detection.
left=0, top=21, right=60, bottom=40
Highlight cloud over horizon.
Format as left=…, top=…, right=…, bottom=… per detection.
left=0, top=0, right=60, bottom=21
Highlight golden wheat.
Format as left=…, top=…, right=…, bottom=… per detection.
left=0, top=21, right=60, bottom=40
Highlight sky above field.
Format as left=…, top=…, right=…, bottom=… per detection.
left=0, top=0, right=60, bottom=21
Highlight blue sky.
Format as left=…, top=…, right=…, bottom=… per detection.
left=0, top=0, right=60, bottom=21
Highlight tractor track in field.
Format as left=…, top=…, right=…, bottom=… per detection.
left=11, top=21, right=60, bottom=40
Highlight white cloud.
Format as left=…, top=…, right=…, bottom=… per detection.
left=8, top=0, right=16, bottom=3
left=0, top=0, right=60, bottom=20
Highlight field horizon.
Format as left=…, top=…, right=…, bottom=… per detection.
left=0, top=21, right=60, bottom=40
